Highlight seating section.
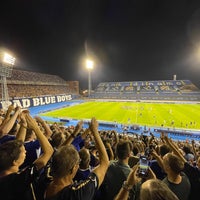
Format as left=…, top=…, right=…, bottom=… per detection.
left=10, top=68, right=66, bottom=84
left=0, top=68, right=79, bottom=98
left=1, top=68, right=200, bottom=102
left=92, top=80, right=200, bottom=101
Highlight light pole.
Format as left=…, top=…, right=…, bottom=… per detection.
left=0, top=52, right=15, bottom=110
left=86, top=59, right=94, bottom=97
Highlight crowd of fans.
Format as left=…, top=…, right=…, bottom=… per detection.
left=0, top=104, right=200, bottom=200
left=8, top=85, right=70, bottom=98
left=9, top=69, right=67, bottom=84
left=1, top=69, right=78, bottom=98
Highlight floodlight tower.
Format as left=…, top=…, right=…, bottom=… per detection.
left=86, top=59, right=94, bottom=97
left=0, top=52, right=15, bottom=110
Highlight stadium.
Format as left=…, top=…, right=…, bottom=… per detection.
left=1, top=67, right=200, bottom=142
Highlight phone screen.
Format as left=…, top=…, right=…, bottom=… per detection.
left=138, top=155, right=149, bottom=177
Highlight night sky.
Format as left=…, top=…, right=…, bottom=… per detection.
left=1, top=0, right=200, bottom=90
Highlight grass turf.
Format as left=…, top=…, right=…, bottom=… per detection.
left=40, top=101, right=200, bottom=130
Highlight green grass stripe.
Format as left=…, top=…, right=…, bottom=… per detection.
left=40, top=102, right=200, bottom=129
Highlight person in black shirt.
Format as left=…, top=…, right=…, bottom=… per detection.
left=164, top=135, right=200, bottom=200
left=44, top=117, right=109, bottom=200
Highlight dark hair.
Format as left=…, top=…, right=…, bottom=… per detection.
left=182, top=145, right=192, bottom=154
left=116, top=139, right=132, bottom=160
left=25, top=128, right=34, bottom=141
left=79, top=148, right=90, bottom=169
left=50, top=132, right=65, bottom=148
left=159, top=144, right=171, bottom=157
left=0, top=140, right=24, bottom=172
left=164, top=153, right=184, bottom=174
left=132, top=145, right=139, bottom=156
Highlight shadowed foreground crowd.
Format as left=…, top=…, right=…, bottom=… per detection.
left=0, top=105, right=200, bottom=200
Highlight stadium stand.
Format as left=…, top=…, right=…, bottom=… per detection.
left=1, top=68, right=79, bottom=99
left=0, top=68, right=199, bottom=142
left=92, top=80, right=200, bottom=101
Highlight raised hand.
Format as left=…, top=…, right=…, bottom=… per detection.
left=73, top=120, right=84, bottom=135
left=25, top=113, right=39, bottom=130
left=89, top=117, right=99, bottom=133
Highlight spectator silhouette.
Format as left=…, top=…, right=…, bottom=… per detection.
left=164, top=135, right=200, bottom=199
left=96, top=139, right=133, bottom=200
left=162, top=152, right=191, bottom=200
left=149, top=143, right=170, bottom=180
left=44, top=117, right=109, bottom=200
left=73, top=147, right=92, bottom=181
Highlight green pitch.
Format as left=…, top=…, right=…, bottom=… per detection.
left=40, top=101, right=200, bottom=130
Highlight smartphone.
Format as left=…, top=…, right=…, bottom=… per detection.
left=138, top=155, right=149, bottom=177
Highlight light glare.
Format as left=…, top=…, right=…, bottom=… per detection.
left=3, top=53, right=15, bottom=65
left=86, top=59, right=94, bottom=69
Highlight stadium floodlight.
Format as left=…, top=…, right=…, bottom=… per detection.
left=86, top=59, right=94, bottom=97
left=0, top=52, right=15, bottom=110
left=3, top=53, right=16, bottom=66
